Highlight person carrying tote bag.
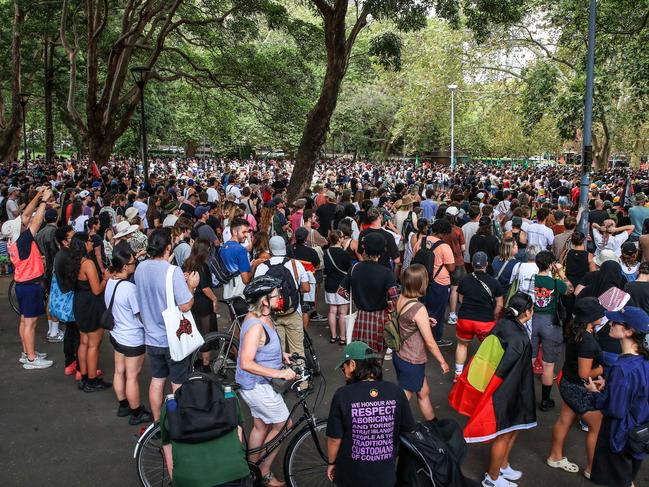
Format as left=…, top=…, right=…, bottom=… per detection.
left=162, top=265, right=204, bottom=361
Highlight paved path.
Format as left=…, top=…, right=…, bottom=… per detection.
left=0, top=276, right=647, bottom=486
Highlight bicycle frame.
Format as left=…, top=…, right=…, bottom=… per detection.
left=245, top=393, right=327, bottom=467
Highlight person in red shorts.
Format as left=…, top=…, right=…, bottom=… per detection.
left=454, top=251, right=504, bottom=382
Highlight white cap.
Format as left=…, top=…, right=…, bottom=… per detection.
left=269, top=236, right=287, bottom=256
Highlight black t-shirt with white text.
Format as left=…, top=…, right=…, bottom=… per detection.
left=326, top=380, right=415, bottom=487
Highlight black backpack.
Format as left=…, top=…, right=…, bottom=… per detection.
left=166, top=374, right=238, bottom=444
left=402, top=211, right=415, bottom=239
left=265, top=257, right=300, bottom=316
left=397, top=419, right=478, bottom=487
left=208, top=245, right=240, bottom=285
left=412, top=238, right=445, bottom=281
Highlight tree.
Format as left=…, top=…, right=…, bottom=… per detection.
left=0, top=1, right=25, bottom=163
left=286, top=0, right=537, bottom=200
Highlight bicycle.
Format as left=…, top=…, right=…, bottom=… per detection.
left=134, top=356, right=329, bottom=487
left=191, top=298, right=321, bottom=383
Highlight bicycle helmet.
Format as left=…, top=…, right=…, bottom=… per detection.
left=243, top=275, right=282, bottom=303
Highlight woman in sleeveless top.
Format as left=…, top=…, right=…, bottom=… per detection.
left=68, top=232, right=112, bottom=392
left=393, top=264, right=449, bottom=420
left=236, top=276, right=297, bottom=487
left=402, top=218, right=429, bottom=271
left=565, top=231, right=595, bottom=288
left=336, top=218, right=359, bottom=263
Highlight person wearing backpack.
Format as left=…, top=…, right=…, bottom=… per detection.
left=411, top=218, right=456, bottom=348
left=159, top=375, right=251, bottom=487
left=393, top=264, right=449, bottom=420
left=254, top=236, right=310, bottom=356
left=454, top=252, right=505, bottom=383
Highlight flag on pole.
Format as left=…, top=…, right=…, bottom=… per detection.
left=90, top=161, right=101, bottom=179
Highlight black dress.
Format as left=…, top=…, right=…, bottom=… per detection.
left=73, top=279, right=106, bottom=333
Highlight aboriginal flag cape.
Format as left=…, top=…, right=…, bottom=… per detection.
left=449, top=318, right=537, bottom=443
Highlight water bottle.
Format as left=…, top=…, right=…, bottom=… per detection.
left=224, top=386, right=235, bottom=399
left=166, top=394, right=177, bottom=412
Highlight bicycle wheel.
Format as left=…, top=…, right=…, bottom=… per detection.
left=191, top=331, right=239, bottom=385
left=303, top=330, right=321, bottom=377
left=283, top=418, right=329, bottom=487
left=135, top=424, right=170, bottom=487
left=8, top=279, right=19, bottom=315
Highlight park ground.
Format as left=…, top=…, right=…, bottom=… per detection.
left=0, top=277, right=647, bottom=487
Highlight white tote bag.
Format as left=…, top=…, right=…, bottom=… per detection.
left=344, top=264, right=358, bottom=344
left=162, top=265, right=204, bottom=361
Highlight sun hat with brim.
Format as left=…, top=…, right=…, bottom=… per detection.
left=335, top=341, right=381, bottom=369
left=125, top=207, right=139, bottom=221
left=605, top=306, right=649, bottom=333
left=399, top=195, right=413, bottom=208
left=446, top=206, right=459, bottom=217
left=573, top=297, right=606, bottom=324
left=1, top=216, right=21, bottom=243
left=113, top=221, right=138, bottom=239
left=8, top=186, right=20, bottom=194
left=594, top=249, right=621, bottom=267
left=165, top=201, right=178, bottom=212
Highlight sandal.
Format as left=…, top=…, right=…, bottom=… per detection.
left=338, top=337, right=346, bottom=345
left=262, top=472, right=286, bottom=487
left=546, top=457, right=579, bottom=473
left=330, top=336, right=339, bottom=344
left=584, top=470, right=591, bottom=479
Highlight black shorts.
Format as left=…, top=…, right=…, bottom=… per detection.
left=146, top=345, right=190, bottom=385
left=109, top=334, right=145, bottom=358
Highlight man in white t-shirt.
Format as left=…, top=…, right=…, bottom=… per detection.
left=592, top=219, right=634, bottom=257
left=254, top=236, right=310, bottom=356
left=526, top=208, right=554, bottom=250
left=462, top=206, right=481, bottom=265
left=206, top=177, right=220, bottom=203
left=132, top=191, right=149, bottom=230
left=225, top=174, right=242, bottom=203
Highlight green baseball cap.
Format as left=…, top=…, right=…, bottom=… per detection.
left=335, top=341, right=381, bottom=369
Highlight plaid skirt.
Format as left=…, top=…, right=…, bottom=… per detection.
left=352, top=309, right=391, bottom=354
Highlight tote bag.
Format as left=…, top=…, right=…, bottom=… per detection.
left=344, top=264, right=358, bottom=344
left=49, top=274, right=75, bottom=322
left=162, top=265, right=204, bottom=361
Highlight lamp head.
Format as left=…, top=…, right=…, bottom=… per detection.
left=130, top=66, right=151, bottom=87
left=447, top=84, right=458, bottom=91
left=17, top=92, right=31, bottom=106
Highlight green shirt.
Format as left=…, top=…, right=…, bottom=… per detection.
left=533, top=274, right=568, bottom=314
left=160, top=400, right=250, bottom=487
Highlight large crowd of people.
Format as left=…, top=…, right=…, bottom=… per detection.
left=4, top=154, right=649, bottom=487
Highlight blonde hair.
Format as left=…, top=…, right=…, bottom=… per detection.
left=499, top=237, right=517, bottom=261
left=401, top=264, right=429, bottom=298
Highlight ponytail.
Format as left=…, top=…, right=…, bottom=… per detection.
left=504, top=292, right=533, bottom=320
left=631, top=331, right=649, bottom=360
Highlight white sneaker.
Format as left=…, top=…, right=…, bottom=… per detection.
left=23, top=356, right=54, bottom=369
left=482, top=473, right=517, bottom=487
left=19, top=351, right=47, bottom=364
left=500, top=464, right=522, bottom=481
left=46, top=330, right=65, bottom=343
left=384, top=348, right=393, bottom=361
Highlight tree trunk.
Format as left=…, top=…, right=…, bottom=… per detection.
left=592, top=122, right=610, bottom=171
left=88, top=133, right=113, bottom=167
left=0, top=2, right=25, bottom=163
left=287, top=6, right=353, bottom=202
left=44, top=34, right=55, bottom=165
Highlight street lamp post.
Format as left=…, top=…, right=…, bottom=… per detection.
left=448, top=84, right=457, bottom=171
left=577, top=0, right=597, bottom=236
left=130, top=66, right=151, bottom=186
left=17, top=92, right=30, bottom=166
